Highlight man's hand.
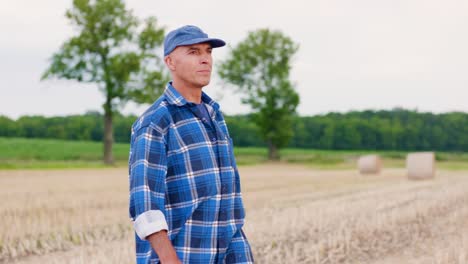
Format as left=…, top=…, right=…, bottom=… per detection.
left=147, top=230, right=182, bottom=264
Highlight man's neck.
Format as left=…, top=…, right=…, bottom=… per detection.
left=171, top=80, right=203, bottom=104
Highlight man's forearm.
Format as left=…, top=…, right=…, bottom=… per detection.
left=147, top=230, right=181, bottom=264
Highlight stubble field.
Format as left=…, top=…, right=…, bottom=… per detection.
left=1, top=164, right=467, bottom=264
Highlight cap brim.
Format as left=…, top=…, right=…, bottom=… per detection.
left=179, top=37, right=226, bottom=48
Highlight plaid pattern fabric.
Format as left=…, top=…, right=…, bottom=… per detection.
left=129, top=83, right=254, bottom=264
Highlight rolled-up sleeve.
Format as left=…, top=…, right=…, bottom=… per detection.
left=129, top=125, right=168, bottom=240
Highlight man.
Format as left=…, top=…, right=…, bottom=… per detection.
left=128, top=25, right=254, bottom=264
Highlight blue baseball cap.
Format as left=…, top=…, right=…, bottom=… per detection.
left=163, top=25, right=226, bottom=56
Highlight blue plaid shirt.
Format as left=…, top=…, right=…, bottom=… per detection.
left=128, top=83, right=254, bottom=264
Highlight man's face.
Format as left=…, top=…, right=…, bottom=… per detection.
left=166, top=43, right=213, bottom=89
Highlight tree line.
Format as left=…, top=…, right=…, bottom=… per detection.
left=1, top=108, right=467, bottom=151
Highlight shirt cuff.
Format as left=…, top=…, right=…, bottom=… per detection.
left=133, top=210, right=169, bottom=240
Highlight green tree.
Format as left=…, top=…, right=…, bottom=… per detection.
left=0, top=116, right=18, bottom=137
left=218, top=29, right=300, bottom=160
left=225, top=115, right=263, bottom=147
left=41, top=0, right=168, bottom=164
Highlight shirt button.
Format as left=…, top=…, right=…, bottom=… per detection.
left=202, top=118, right=206, bottom=122
left=211, top=138, right=216, bottom=142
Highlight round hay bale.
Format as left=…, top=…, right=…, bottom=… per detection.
left=357, top=154, right=382, bottom=174
left=406, top=152, right=435, bottom=180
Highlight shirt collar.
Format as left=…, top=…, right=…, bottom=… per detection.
left=164, top=82, right=220, bottom=111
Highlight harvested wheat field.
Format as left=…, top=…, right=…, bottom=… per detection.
left=1, top=164, right=468, bottom=264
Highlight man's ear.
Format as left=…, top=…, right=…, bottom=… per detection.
left=164, top=55, right=176, bottom=71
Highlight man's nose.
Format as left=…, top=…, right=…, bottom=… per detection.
left=200, top=54, right=211, bottom=64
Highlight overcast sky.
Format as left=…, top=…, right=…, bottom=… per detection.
left=1, top=0, right=467, bottom=119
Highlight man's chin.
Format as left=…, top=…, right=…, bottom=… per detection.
left=198, top=79, right=211, bottom=88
